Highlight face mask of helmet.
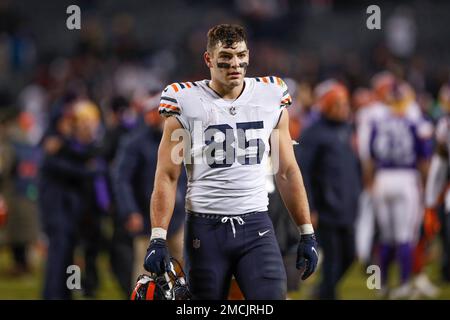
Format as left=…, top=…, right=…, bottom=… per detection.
left=131, top=258, right=191, bottom=300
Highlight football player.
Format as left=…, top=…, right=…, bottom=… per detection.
left=143, top=24, right=318, bottom=299
left=426, top=83, right=450, bottom=214
left=354, top=74, right=398, bottom=270
left=355, top=73, right=422, bottom=270
left=408, top=84, right=450, bottom=298
left=369, top=81, right=433, bottom=299
left=423, top=82, right=450, bottom=288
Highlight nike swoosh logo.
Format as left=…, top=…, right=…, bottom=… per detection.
left=312, top=247, right=318, bottom=258
left=258, top=230, right=270, bottom=237
left=144, top=250, right=156, bottom=266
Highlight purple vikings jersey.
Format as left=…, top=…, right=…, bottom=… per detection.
left=369, top=113, right=433, bottom=169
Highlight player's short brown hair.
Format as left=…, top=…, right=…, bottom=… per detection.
left=206, top=24, right=247, bottom=52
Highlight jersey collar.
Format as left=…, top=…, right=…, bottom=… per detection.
left=200, top=78, right=254, bottom=107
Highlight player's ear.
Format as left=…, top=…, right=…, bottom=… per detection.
left=204, top=51, right=213, bottom=68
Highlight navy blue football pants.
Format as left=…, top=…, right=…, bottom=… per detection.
left=184, top=211, right=287, bottom=300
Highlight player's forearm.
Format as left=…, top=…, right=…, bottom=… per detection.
left=275, top=164, right=312, bottom=227
left=150, top=172, right=178, bottom=233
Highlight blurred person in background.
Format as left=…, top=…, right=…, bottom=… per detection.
left=113, top=90, right=186, bottom=296
left=352, top=87, right=377, bottom=268
left=75, top=100, right=110, bottom=299
left=0, top=107, right=15, bottom=271
left=352, top=87, right=375, bottom=122
left=101, top=95, right=138, bottom=164
left=407, top=86, right=448, bottom=299
left=428, top=83, right=450, bottom=123
left=2, top=74, right=51, bottom=276
left=3, top=110, right=41, bottom=276
left=357, top=72, right=403, bottom=175
left=425, top=82, right=450, bottom=285
left=297, top=80, right=361, bottom=299
left=357, top=72, right=421, bottom=174
left=38, top=96, right=104, bottom=299
left=101, top=95, right=140, bottom=298
left=368, top=80, right=433, bottom=299
left=295, top=81, right=319, bottom=133
left=354, top=72, right=421, bottom=272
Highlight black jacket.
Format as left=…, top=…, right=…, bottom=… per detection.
left=296, top=117, right=362, bottom=227
left=113, top=125, right=187, bottom=236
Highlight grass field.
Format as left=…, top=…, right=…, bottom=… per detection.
left=1, top=243, right=450, bottom=300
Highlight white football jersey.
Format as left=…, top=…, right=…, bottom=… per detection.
left=159, top=77, right=292, bottom=215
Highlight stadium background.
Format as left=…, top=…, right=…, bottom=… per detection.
left=0, top=0, right=450, bottom=299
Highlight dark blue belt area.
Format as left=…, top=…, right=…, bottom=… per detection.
left=187, top=210, right=266, bottom=221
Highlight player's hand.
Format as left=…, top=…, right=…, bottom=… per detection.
left=143, top=238, right=171, bottom=275
left=296, top=233, right=319, bottom=280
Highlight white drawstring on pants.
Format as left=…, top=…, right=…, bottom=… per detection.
left=221, top=216, right=245, bottom=238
